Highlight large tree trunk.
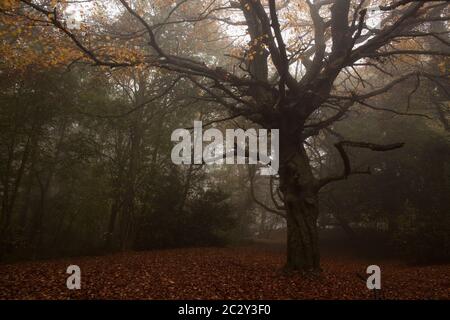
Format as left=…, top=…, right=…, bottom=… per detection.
left=279, top=141, right=320, bottom=272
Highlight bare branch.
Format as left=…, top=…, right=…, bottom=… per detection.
left=317, top=140, right=404, bottom=190
left=249, top=168, right=286, bottom=218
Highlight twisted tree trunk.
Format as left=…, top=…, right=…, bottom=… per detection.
left=279, top=137, right=320, bottom=272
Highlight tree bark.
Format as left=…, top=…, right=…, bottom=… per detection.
left=279, top=141, right=320, bottom=272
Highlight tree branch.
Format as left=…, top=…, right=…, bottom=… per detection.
left=317, top=140, right=404, bottom=190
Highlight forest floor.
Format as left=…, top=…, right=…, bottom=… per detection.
left=0, top=246, right=449, bottom=300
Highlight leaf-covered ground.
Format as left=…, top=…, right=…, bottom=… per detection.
left=0, top=247, right=449, bottom=300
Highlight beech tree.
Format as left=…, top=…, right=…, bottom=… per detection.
left=7, top=0, right=449, bottom=271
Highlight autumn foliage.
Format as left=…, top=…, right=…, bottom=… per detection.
left=0, top=247, right=449, bottom=300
